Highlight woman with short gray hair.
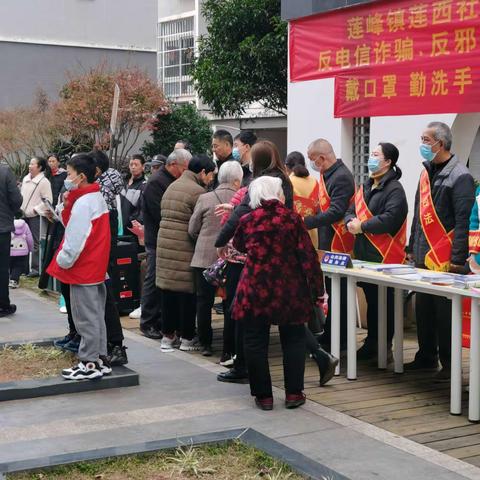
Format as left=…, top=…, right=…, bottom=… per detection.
left=188, top=161, right=243, bottom=356
left=231, top=176, right=326, bottom=411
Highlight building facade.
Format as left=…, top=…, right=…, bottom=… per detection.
left=282, top=0, right=480, bottom=226
left=157, top=0, right=288, bottom=157
left=0, top=0, right=157, bottom=109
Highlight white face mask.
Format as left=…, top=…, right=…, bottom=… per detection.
left=64, top=174, right=80, bottom=191
left=310, top=161, right=320, bottom=172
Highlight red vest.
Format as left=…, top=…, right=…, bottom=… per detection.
left=354, top=185, right=406, bottom=264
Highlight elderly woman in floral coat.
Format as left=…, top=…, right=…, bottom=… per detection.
left=232, top=176, right=325, bottom=411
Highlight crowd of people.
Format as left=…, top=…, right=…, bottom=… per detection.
left=0, top=120, right=478, bottom=409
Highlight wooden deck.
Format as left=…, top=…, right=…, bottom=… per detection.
left=122, top=315, right=480, bottom=468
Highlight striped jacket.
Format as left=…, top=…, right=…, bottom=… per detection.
left=47, top=183, right=111, bottom=285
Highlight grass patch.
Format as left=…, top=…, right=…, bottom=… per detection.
left=8, top=441, right=305, bottom=479
left=0, top=344, right=74, bottom=382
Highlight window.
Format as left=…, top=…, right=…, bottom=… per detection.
left=352, top=117, right=370, bottom=186
left=158, top=16, right=195, bottom=99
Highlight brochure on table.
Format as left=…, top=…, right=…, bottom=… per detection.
left=321, top=252, right=480, bottom=290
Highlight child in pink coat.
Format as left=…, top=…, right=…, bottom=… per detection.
left=9, top=219, right=34, bottom=288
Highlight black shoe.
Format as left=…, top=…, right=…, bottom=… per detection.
left=311, top=349, right=339, bottom=386
left=404, top=358, right=438, bottom=371
left=26, top=271, right=39, bottom=278
left=217, top=368, right=249, bottom=384
left=54, top=332, right=77, bottom=349
left=357, top=342, right=377, bottom=361
left=219, top=353, right=234, bottom=367
left=140, top=325, right=163, bottom=340
left=108, top=345, right=128, bottom=366
left=201, top=345, right=213, bottom=357
left=433, top=367, right=450, bottom=382
left=213, top=302, right=224, bottom=315
left=0, top=304, right=16, bottom=318
left=63, top=334, right=81, bottom=353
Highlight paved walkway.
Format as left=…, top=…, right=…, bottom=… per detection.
left=1, top=290, right=480, bottom=480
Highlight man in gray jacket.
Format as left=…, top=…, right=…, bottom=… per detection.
left=406, top=122, right=475, bottom=380
left=0, top=164, right=23, bottom=316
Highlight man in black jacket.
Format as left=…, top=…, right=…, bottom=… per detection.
left=212, top=130, right=234, bottom=169
left=303, top=139, right=355, bottom=351
left=406, top=122, right=475, bottom=379
left=140, top=149, right=191, bottom=338
left=0, top=164, right=23, bottom=316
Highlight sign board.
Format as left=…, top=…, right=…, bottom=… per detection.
left=289, top=0, right=480, bottom=117
left=321, top=251, right=353, bottom=269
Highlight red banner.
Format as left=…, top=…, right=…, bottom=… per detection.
left=290, top=0, right=480, bottom=117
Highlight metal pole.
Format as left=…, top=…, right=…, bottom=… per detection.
left=347, top=276, right=357, bottom=380
left=378, top=285, right=387, bottom=369
left=394, top=288, right=404, bottom=374
left=450, top=294, right=463, bottom=415
left=469, top=298, right=480, bottom=422
left=331, top=273, right=341, bottom=375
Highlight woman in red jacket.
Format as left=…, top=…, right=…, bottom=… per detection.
left=232, top=176, right=325, bottom=411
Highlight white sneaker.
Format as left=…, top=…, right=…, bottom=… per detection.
left=98, top=358, right=112, bottom=375
left=62, top=361, right=103, bottom=380
left=59, top=306, right=67, bottom=314
left=179, top=336, right=201, bottom=352
left=129, top=306, right=142, bottom=319
left=160, top=336, right=176, bottom=353
left=8, top=280, right=18, bottom=289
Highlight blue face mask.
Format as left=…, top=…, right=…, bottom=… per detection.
left=419, top=141, right=439, bottom=161
left=310, top=161, right=320, bottom=172
left=232, top=147, right=241, bottom=161
left=64, top=175, right=79, bottom=191
left=368, top=156, right=381, bottom=174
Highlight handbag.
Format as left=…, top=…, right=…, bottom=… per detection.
left=203, top=258, right=227, bottom=287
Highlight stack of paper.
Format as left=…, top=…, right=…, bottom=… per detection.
left=383, top=266, right=418, bottom=276
left=361, top=263, right=407, bottom=271
left=419, top=272, right=455, bottom=285
left=451, top=274, right=480, bottom=288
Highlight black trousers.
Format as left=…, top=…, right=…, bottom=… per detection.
left=194, top=268, right=219, bottom=347
left=60, top=282, right=77, bottom=334
left=9, top=256, right=28, bottom=282
left=415, top=292, right=451, bottom=367
left=224, top=262, right=246, bottom=370
left=61, top=281, right=124, bottom=345
left=244, top=319, right=306, bottom=398
left=0, top=233, right=11, bottom=309
left=140, top=245, right=162, bottom=330
left=161, top=290, right=196, bottom=340
left=323, top=276, right=348, bottom=347
left=359, top=282, right=394, bottom=348
left=104, top=279, right=124, bottom=345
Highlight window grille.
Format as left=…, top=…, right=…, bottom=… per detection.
left=352, top=117, right=371, bottom=186
left=157, top=16, right=195, bottom=98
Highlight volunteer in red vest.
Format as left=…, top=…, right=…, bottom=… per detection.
left=406, top=122, right=475, bottom=380
left=304, top=139, right=355, bottom=351
left=285, top=151, right=320, bottom=247
left=345, top=143, right=408, bottom=361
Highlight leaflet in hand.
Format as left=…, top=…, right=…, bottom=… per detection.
left=41, top=197, right=60, bottom=222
